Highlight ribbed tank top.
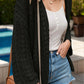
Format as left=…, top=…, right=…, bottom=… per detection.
left=46, top=1, right=68, bottom=51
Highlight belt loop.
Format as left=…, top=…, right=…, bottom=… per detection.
left=51, top=51, right=53, bottom=54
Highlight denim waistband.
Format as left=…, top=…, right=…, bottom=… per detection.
left=49, top=49, right=58, bottom=54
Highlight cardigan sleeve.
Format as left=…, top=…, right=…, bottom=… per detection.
left=12, top=0, right=39, bottom=84
left=64, top=0, right=73, bottom=56
left=64, top=0, right=72, bottom=43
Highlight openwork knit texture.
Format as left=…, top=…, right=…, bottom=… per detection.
left=12, top=0, right=74, bottom=84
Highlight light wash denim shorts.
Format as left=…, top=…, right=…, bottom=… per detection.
left=48, top=49, right=76, bottom=84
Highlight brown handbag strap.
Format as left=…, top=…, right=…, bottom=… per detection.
left=7, top=46, right=12, bottom=77
left=37, top=0, right=42, bottom=84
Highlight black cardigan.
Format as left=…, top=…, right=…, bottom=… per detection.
left=12, top=0, right=74, bottom=84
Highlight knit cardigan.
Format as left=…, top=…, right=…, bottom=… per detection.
left=12, top=0, right=74, bottom=84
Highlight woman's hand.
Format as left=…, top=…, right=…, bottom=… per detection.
left=56, top=40, right=71, bottom=58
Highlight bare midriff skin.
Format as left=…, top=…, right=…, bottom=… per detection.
left=37, top=0, right=72, bottom=84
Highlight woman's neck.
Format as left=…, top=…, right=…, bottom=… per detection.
left=42, top=0, right=62, bottom=11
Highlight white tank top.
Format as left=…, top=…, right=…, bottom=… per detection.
left=46, top=1, right=68, bottom=51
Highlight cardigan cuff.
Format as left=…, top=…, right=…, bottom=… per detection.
left=65, top=39, right=71, bottom=45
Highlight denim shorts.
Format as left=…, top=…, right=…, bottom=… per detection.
left=48, top=49, right=76, bottom=84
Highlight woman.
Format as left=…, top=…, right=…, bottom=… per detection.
left=12, top=0, right=75, bottom=84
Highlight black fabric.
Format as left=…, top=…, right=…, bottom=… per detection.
left=12, top=0, right=74, bottom=84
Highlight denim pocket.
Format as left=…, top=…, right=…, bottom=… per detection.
left=59, top=54, right=66, bottom=59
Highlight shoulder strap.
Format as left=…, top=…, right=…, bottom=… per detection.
left=62, top=0, right=66, bottom=14
left=62, top=0, right=64, bottom=6
left=37, top=0, right=42, bottom=84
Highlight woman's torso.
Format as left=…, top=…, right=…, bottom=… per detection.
left=45, top=0, right=68, bottom=51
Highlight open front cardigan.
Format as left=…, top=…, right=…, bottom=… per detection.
left=12, top=0, right=74, bottom=84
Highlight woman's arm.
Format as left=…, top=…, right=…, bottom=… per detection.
left=56, top=0, right=72, bottom=58
left=12, top=0, right=39, bottom=84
